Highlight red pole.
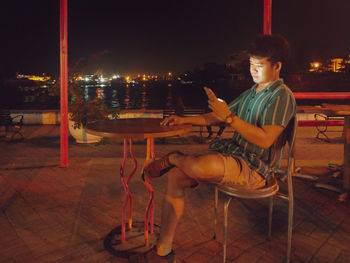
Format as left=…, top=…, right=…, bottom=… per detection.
left=264, top=0, right=272, bottom=35
left=60, top=0, right=68, bottom=167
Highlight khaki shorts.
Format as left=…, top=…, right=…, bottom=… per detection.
left=217, top=154, right=266, bottom=189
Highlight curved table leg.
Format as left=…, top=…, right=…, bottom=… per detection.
left=143, top=138, right=155, bottom=246
left=120, top=138, right=129, bottom=243
left=150, top=139, right=155, bottom=233
left=120, top=138, right=139, bottom=243
left=120, top=137, right=157, bottom=245
left=127, top=138, right=138, bottom=228
left=105, top=138, right=158, bottom=257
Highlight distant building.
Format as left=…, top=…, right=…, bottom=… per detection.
left=309, top=57, right=350, bottom=73
left=328, top=58, right=345, bottom=72
left=17, top=73, right=51, bottom=82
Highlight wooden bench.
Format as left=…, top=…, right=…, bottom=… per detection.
left=0, top=109, right=24, bottom=141
left=313, top=113, right=344, bottom=142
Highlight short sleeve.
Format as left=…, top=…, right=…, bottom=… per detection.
left=261, top=87, right=296, bottom=127
left=228, top=89, right=251, bottom=115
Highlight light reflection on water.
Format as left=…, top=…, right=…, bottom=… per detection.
left=82, top=82, right=175, bottom=110
left=16, top=81, right=224, bottom=110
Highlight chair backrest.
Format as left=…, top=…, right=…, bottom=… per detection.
left=217, top=117, right=297, bottom=197
left=268, top=117, right=297, bottom=173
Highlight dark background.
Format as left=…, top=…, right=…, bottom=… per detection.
left=1, top=0, right=350, bottom=78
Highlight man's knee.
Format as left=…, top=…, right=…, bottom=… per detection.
left=185, top=154, right=225, bottom=181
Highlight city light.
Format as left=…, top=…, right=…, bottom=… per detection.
left=309, top=57, right=350, bottom=73
left=17, top=74, right=51, bottom=82
left=309, top=62, right=322, bottom=72
left=112, top=74, right=120, bottom=79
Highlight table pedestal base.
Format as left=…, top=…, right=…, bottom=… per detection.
left=104, top=222, right=160, bottom=258
left=313, top=164, right=349, bottom=201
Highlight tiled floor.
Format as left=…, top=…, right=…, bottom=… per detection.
left=0, top=125, right=349, bottom=262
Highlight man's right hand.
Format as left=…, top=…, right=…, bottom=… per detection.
left=161, top=115, right=185, bottom=126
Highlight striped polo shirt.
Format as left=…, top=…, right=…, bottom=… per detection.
left=209, top=79, right=296, bottom=178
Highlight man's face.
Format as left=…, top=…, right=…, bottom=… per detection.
left=249, top=56, right=280, bottom=85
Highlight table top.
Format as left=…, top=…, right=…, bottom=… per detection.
left=322, top=104, right=350, bottom=116
left=296, top=105, right=332, bottom=114
left=85, top=118, right=192, bottom=139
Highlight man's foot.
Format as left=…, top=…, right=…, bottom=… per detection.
left=144, top=151, right=184, bottom=178
left=128, top=248, right=176, bottom=263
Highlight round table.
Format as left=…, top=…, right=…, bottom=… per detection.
left=86, top=118, right=192, bottom=257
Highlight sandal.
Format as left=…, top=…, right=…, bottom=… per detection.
left=128, top=248, right=176, bottom=263
left=143, top=151, right=184, bottom=178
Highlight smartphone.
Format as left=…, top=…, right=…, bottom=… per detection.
left=203, top=87, right=223, bottom=102
left=203, top=87, right=216, bottom=100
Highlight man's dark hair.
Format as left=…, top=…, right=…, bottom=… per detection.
left=247, top=34, right=290, bottom=65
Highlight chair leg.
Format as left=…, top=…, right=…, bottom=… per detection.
left=223, top=197, right=231, bottom=263
left=214, top=186, right=218, bottom=239
left=287, top=195, right=294, bottom=263
left=286, top=165, right=294, bottom=263
left=268, top=196, right=274, bottom=239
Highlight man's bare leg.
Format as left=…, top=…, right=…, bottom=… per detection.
left=169, top=152, right=225, bottom=183
left=156, top=152, right=225, bottom=256
left=156, top=167, right=194, bottom=256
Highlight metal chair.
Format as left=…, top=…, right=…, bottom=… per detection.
left=214, top=117, right=297, bottom=263
left=0, top=109, right=24, bottom=141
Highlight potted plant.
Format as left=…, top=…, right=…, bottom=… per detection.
left=69, top=80, right=119, bottom=142
left=68, top=95, right=116, bottom=143
left=49, top=75, right=119, bottom=143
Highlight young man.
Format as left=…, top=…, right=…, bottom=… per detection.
left=129, top=34, right=296, bottom=263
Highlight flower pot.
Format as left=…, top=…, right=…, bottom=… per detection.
left=68, top=119, right=102, bottom=143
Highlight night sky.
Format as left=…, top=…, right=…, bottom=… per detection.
left=1, top=0, right=350, bottom=78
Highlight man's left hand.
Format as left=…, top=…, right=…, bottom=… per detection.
left=208, top=98, right=232, bottom=122
left=204, top=87, right=233, bottom=122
